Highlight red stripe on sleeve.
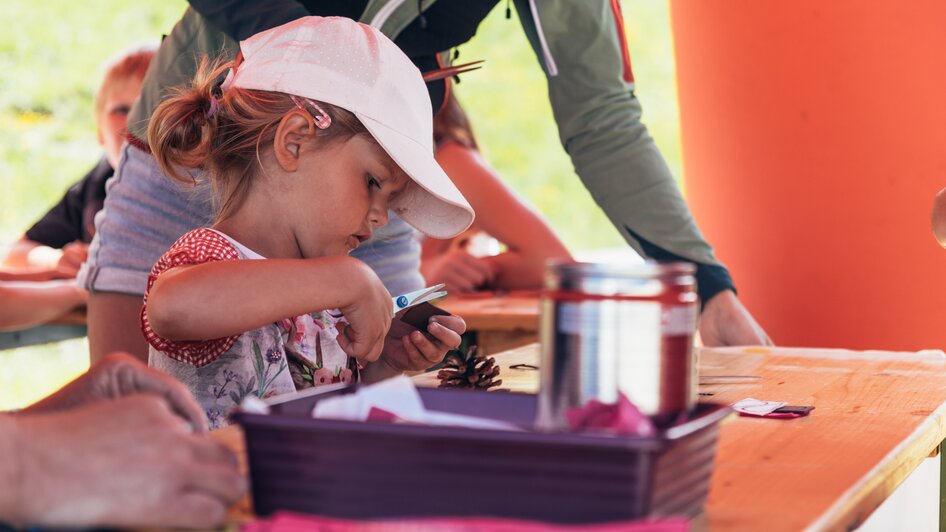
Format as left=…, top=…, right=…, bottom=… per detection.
left=610, top=0, right=635, bottom=83
left=141, top=229, right=241, bottom=367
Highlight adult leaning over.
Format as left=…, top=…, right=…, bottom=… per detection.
left=79, top=0, right=770, bottom=363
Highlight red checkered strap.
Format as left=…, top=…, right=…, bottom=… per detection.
left=141, top=228, right=241, bottom=367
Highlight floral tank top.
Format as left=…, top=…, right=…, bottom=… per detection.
left=142, top=229, right=358, bottom=429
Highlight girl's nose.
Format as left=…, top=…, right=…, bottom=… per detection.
left=370, top=205, right=389, bottom=227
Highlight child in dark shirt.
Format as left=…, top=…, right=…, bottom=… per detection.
left=2, top=45, right=155, bottom=279
left=0, top=46, right=154, bottom=330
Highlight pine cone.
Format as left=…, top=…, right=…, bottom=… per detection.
left=437, top=345, right=502, bottom=390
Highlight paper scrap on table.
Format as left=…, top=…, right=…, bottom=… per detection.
left=732, top=398, right=787, bottom=416
left=311, top=375, right=522, bottom=431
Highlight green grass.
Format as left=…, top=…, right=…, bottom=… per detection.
left=0, top=1, right=682, bottom=409
left=0, top=339, right=90, bottom=410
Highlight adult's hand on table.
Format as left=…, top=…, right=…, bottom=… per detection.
left=422, top=249, right=496, bottom=293
left=24, top=352, right=207, bottom=432
left=336, top=262, right=392, bottom=363
left=699, top=290, right=773, bottom=347
left=2, top=396, right=245, bottom=529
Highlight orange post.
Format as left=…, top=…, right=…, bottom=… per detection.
left=670, top=2, right=946, bottom=350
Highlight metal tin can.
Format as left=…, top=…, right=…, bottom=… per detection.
left=536, top=261, right=698, bottom=430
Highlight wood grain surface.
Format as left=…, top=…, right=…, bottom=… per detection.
left=214, top=343, right=946, bottom=530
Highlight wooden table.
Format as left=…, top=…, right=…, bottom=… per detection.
left=214, top=343, right=946, bottom=530
left=0, top=310, right=87, bottom=350
left=437, top=293, right=540, bottom=355
left=0, top=291, right=543, bottom=353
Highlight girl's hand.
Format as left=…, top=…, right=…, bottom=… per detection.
left=380, top=314, right=466, bottom=373
left=335, top=263, right=392, bottom=363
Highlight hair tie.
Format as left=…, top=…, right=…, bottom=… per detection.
left=219, top=51, right=242, bottom=94
left=219, top=68, right=236, bottom=93
left=205, top=95, right=220, bottom=118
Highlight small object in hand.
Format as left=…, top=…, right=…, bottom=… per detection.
left=437, top=345, right=502, bottom=391
left=389, top=302, right=451, bottom=344
left=392, top=283, right=447, bottom=316
left=397, top=302, right=451, bottom=331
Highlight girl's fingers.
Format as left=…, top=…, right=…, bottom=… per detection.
left=427, top=322, right=461, bottom=350
left=337, top=322, right=385, bottom=362
left=408, top=330, right=446, bottom=364
left=401, top=334, right=426, bottom=366
left=336, top=323, right=352, bottom=347
left=430, top=315, right=467, bottom=336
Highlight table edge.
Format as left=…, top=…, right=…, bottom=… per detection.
left=808, top=397, right=946, bottom=530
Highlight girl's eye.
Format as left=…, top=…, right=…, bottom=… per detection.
left=367, top=175, right=381, bottom=190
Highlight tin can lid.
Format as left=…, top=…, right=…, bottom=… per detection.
left=544, top=260, right=696, bottom=294
left=547, top=260, right=694, bottom=278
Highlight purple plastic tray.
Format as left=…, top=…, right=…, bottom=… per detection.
left=233, top=386, right=730, bottom=524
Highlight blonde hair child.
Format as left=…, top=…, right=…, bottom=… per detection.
left=141, top=17, right=473, bottom=428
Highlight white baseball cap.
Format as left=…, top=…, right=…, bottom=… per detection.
left=225, top=16, right=474, bottom=239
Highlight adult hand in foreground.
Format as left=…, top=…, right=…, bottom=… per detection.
left=25, top=352, right=207, bottom=432
left=699, top=290, right=773, bottom=347
left=0, top=395, right=245, bottom=528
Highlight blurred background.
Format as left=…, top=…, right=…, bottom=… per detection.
left=0, top=1, right=683, bottom=408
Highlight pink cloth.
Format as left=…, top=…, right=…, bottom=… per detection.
left=564, top=393, right=656, bottom=437
left=242, top=512, right=688, bottom=532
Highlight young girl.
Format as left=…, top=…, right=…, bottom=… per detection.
left=140, top=17, right=474, bottom=428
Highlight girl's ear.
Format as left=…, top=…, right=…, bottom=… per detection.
left=273, top=111, right=314, bottom=172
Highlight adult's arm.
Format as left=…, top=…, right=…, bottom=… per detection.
left=513, top=0, right=728, bottom=299
left=513, top=1, right=771, bottom=346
